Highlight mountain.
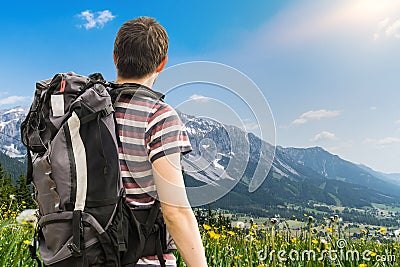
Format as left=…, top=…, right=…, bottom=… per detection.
left=1, top=106, right=399, bottom=211
left=279, top=147, right=400, bottom=197
left=386, top=173, right=400, bottom=183
left=358, top=164, right=400, bottom=187
left=179, top=112, right=400, bottom=210
left=0, top=106, right=28, bottom=157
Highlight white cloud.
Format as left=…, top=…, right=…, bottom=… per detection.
left=379, top=17, right=390, bottom=28
left=374, top=17, right=390, bottom=40
left=189, top=94, right=210, bottom=103
left=244, top=122, right=259, bottom=131
left=0, top=96, right=30, bottom=105
left=311, top=131, right=337, bottom=142
left=79, top=10, right=115, bottom=30
left=374, top=17, right=400, bottom=40
left=385, top=19, right=400, bottom=38
left=364, top=137, right=400, bottom=146
left=395, top=120, right=400, bottom=125
left=292, top=109, right=341, bottom=125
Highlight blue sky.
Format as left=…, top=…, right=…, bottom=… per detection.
left=1, top=0, right=400, bottom=174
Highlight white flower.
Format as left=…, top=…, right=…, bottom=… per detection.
left=236, top=221, right=245, bottom=229
left=270, top=218, right=279, bottom=225
left=245, top=234, right=254, bottom=242
left=9, top=194, right=16, bottom=200
left=394, top=229, right=400, bottom=238
left=16, top=209, right=38, bottom=227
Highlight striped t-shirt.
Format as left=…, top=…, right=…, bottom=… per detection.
left=114, top=89, right=192, bottom=266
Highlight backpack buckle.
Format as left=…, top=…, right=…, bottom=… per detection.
left=101, top=105, right=114, bottom=117
left=67, top=243, right=82, bottom=257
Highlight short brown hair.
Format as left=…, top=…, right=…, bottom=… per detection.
left=113, top=17, right=168, bottom=79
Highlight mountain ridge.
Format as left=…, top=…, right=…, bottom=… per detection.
left=1, top=106, right=399, bottom=211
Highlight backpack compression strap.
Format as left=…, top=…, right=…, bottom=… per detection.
left=141, top=200, right=166, bottom=267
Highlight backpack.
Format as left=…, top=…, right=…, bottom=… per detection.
left=21, top=72, right=169, bottom=267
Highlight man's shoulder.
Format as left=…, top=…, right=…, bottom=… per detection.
left=116, top=93, right=168, bottom=109
left=116, top=93, right=180, bottom=121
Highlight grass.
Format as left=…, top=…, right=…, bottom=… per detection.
left=191, top=217, right=400, bottom=267
left=0, top=199, right=37, bottom=267
left=1, top=199, right=400, bottom=267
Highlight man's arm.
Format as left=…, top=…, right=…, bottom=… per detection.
left=152, top=153, right=208, bottom=267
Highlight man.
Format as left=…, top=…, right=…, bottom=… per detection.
left=113, top=17, right=208, bottom=267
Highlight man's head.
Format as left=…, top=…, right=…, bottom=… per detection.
left=113, top=17, right=168, bottom=80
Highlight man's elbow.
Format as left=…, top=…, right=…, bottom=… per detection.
left=161, top=204, right=194, bottom=225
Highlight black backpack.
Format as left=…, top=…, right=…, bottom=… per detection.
left=21, top=72, right=169, bottom=267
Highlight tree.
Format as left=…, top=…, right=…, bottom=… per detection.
left=0, top=162, right=16, bottom=207
left=16, top=174, right=36, bottom=209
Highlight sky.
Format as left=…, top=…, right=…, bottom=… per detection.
left=1, top=0, right=400, bottom=174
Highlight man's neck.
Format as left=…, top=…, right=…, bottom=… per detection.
left=116, top=73, right=157, bottom=88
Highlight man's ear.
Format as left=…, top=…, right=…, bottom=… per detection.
left=156, top=56, right=168, bottom=73
left=113, top=53, right=117, bottom=66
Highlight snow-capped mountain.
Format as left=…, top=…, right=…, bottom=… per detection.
left=179, top=111, right=275, bottom=191
left=0, top=106, right=28, bottom=157
left=178, top=111, right=400, bottom=209
left=1, top=106, right=400, bottom=210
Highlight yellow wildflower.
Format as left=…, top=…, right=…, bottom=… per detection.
left=312, top=239, right=318, bottom=245
left=203, top=224, right=211, bottom=231
left=227, top=231, right=235, bottom=236
left=327, top=227, right=333, bottom=233
left=370, top=252, right=377, bottom=257
left=23, top=240, right=31, bottom=245
left=208, top=231, right=220, bottom=239
left=359, top=264, right=367, bottom=267
left=213, top=234, right=221, bottom=239
left=379, top=227, right=387, bottom=234
left=291, top=237, right=297, bottom=243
